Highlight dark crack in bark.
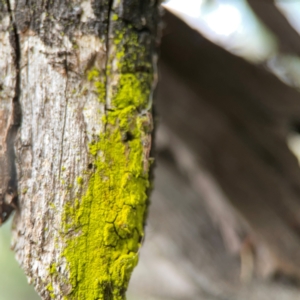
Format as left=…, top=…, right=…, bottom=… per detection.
left=0, top=0, right=22, bottom=224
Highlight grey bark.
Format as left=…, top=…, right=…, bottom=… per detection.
left=0, top=1, right=19, bottom=225
left=0, top=0, right=159, bottom=299
left=4, top=1, right=300, bottom=299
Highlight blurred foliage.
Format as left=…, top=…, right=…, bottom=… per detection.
left=0, top=219, right=40, bottom=300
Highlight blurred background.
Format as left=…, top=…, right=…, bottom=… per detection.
left=3, top=0, right=300, bottom=299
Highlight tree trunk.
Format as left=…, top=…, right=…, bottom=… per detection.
left=0, top=1, right=159, bottom=299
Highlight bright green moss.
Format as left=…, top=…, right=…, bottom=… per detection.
left=61, top=25, right=153, bottom=300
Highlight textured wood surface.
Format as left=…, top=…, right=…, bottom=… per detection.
left=3, top=2, right=300, bottom=299
left=0, top=0, right=20, bottom=224
left=0, top=1, right=159, bottom=299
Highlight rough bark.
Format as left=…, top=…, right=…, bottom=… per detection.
left=0, top=1, right=159, bottom=299
left=0, top=0, right=20, bottom=224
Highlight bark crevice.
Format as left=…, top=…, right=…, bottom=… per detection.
left=0, top=0, right=22, bottom=222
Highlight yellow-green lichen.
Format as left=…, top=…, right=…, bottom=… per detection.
left=87, top=68, right=100, bottom=81
left=49, top=202, right=56, bottom=210
left=112, top=14, right=118, bottom=21
left=87, top=68, right=106, bottom=103
left=47, top=283, right=55, bottom=299
left=61, top=25, right=153, bottom=300
left=76, top=177, right=84, bottom=185
left=49, top=263, right=58, bottom=275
